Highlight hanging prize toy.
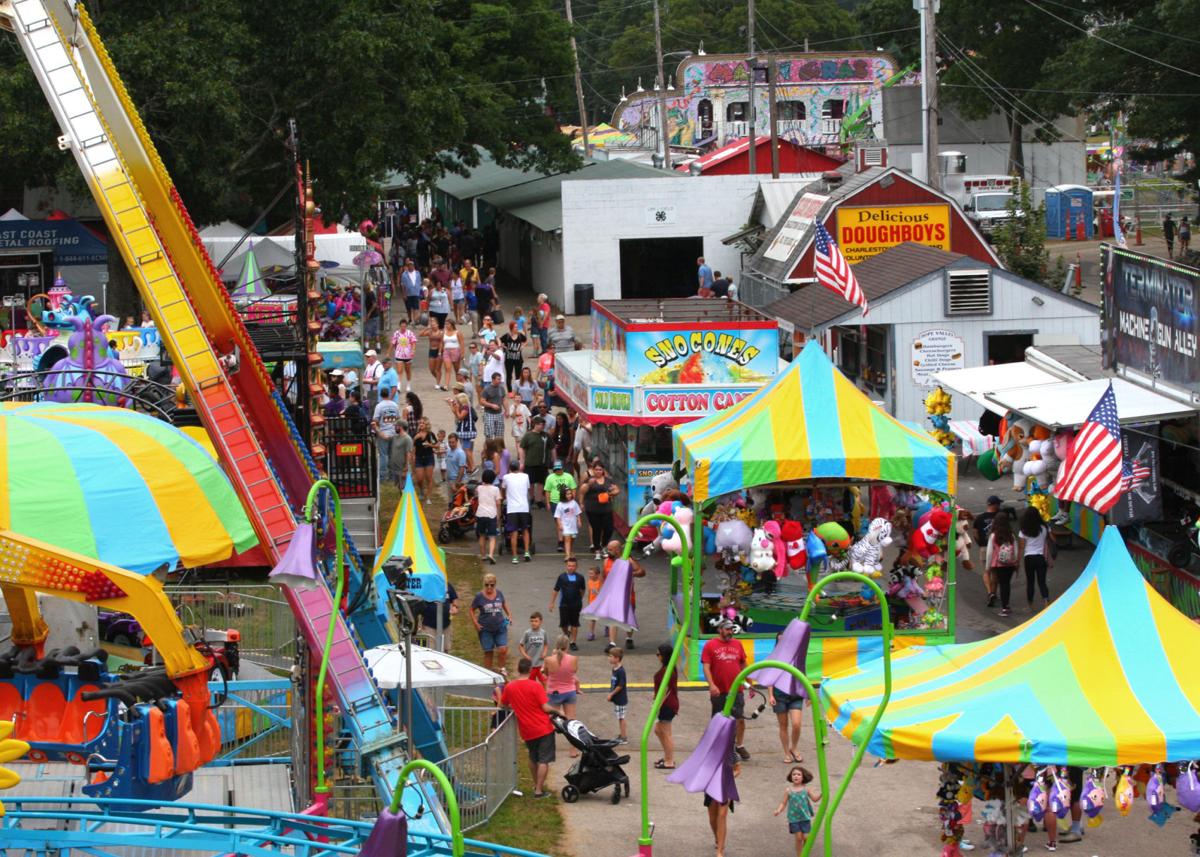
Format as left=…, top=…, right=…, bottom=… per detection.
left=1114, top=768, right=1135, bottom=816
left=1081, top=769, right=1105, bottom=828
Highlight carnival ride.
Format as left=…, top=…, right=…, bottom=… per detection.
left=0, top=0, right=476, bottom=853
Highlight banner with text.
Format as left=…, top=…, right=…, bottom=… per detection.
left=626, top=327, right=778, bottom=386
left=835, top=204, right=951, bottom=264
left=1102, top=246, right=1200, bottom=397
left=763, top=193, right=829, bottom=262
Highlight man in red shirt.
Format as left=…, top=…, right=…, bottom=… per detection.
left=701, top=618, right=750, bottom=760
left=499, top=658, right=561, bottom=798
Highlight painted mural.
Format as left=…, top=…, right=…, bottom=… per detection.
left=614, top=53, right=902, bottom=149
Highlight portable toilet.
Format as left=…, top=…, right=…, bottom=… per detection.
left=1045, top=185, right=1094, bottom=239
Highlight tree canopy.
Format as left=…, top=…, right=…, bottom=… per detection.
left=0, top=0, right=580, bottom=225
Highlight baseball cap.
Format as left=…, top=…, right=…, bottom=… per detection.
left=365, top=349, right=377, bottom=357
left=330, top=369, right=344, bottom=376
left=555, top=314, right=565, bottom=321
left=553, top=460, right=563, bottom=470
left=717, top=617, right=738, bottom=630
left=986, top=495, right=1002, bottom=506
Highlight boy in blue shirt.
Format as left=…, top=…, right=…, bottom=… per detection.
left=607, top=647, right=629, bottom=744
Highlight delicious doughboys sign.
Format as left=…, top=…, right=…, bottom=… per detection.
left=835, top=204, right=951, bottom=263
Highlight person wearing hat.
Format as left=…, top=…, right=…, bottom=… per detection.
left=378, top=357, right=400, bottom=401
left=702, top=616, right=750, bottom=762
left=544, top=460, right=578, bottom=553
left=973, top=495, right=1012, bottom=607
left=546, top=314, right=579, bottom=354
left=533, top=293, right=552, bottom=353
left=361, top=349, right=383, bottom=405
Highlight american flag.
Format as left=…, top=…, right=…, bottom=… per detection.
left=1120, top=461, right=1150, bottom=492
left=813, top=223, right=868, bottom=315
left=1054, top=383, right=1124, bottom=513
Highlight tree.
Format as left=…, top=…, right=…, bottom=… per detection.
left=0, top=0, right=581, bottom=224
left=993, top=180, right=1054, bottom=284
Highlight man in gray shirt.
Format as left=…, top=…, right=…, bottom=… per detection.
left=388, top=422, right=414, bottom=488
left=481, top=372, right=506, bottom=439
left=371, top=387, right=401, bottom=475
left=546, top=315, right=578, bottom=353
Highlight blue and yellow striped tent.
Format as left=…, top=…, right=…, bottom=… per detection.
left=373, top=475, right=447, bottom=601
left=822, top=528, right=1200, bottom=765
left=674, top=341, right=956, bottom=501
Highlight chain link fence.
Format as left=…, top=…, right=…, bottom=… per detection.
left=164, top=585, right=296, bottom=672
left=736, top=272, right=790, bottom=311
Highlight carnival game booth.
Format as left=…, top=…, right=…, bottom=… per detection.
left=673, top=341, right=958, bottom=679
left=821, top=528, right=1200, bottom=855
left=553, top=298, right=781, bottom=527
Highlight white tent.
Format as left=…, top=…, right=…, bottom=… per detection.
left=198, top=220, right=248, bottom=239
left=365, top=644, right=502, bottom=699
left=0, top=208, right=28, bottom=220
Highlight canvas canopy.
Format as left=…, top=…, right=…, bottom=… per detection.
left=674, top=341, right=956, bottom=501
left=821, top=528, right=1200, bottom=765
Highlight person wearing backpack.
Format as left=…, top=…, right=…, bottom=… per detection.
left=1019, top=505, right=1055, bottom=611
left=985, top=512, right=1020, bottom=616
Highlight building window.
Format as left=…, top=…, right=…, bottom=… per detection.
left=726, top=102, right=748, bottom=122
left=821, top=99, right=846, bottom=120
left=777, top=101, right=806, bottom=121
left=945, top=269, right=993, bottom=315
left=698, top=99, right=714, bottom=134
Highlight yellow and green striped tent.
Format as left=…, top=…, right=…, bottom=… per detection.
left=674, top=341, right=956, bottom=501
left=822, top=528, right=1200, bottom=765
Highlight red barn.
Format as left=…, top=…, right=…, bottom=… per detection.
left=676, top=136, right=846, bottom=176
left=743, top=164, right=1001, bottom=290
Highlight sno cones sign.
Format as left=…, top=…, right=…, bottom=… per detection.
left=0, top=720, right=30, bottom=816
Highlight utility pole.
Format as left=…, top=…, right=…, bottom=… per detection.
left=768, top=53, right=779, bottom=178
left=915, top=0, right=940, bottom=188
left=565, top=0, right=589, bottom=155
left=653, top=0, right=671, bottom=169
left=747, top=0, right=756, bottom=175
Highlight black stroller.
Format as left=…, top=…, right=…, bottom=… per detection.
left=550, top=713, right=631, bottom=805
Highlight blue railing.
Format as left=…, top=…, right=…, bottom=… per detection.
left=209, top=679, right=292, bottom=766
left=0, top=797, right=549, bottom=857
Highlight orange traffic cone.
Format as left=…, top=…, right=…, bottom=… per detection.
left=1135, top=219, right=1144, bottom=246
left=1076, top=217, right=1086, bottom=241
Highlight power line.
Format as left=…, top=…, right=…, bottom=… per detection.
left=1021, top=0, right=1200, bottom=80
left=941, top=83, right=1200, bottom=98
left=1022, top=0, right=1200, bottom=47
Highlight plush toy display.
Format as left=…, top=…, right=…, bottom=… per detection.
left=749, top=526, right=779, bottom=593
left=997, top=414, right=1035, bottom=492
left=1114, top=770, right=1134, bottom=816
left=906, top=508, right=951, bottom=563
left=954, top=509, right=974, bottom=571
left=661, top=506, right=693, bottom=555
left=1048, top=768, right=1072, bottom=819
left=1081, top=770, right=1105, bottom=823
left=925, top=387, right=955, bottom=448
left=780, top=520, right=806, bottom=573
left=649, top=470, right=678, bottom=504
left=848, top=517, right=893, bottom=576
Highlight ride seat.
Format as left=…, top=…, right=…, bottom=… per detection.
left=171, top=699, right=202, bottom=774
left=141, top=706, right=175, bottom=785
left=61, top=684, right=108, bottom=745
left=0, top=682, right=22, bottom=727
left=24, top=682, right=67, bottom=742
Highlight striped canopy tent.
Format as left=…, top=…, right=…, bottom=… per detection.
left=231, top=241, right=271, bottom=302
left=674, top=341, right=956, bottom=502
left=821, top=528, right=1200, bottom=765
left=0, top=402, right=256, bottom=574
left=373, top=475, right=447, bottom=601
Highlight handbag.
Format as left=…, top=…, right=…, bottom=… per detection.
left=491, top=307, right=505, bottom=324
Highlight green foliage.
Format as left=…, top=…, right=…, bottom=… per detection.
left=0, top=0, right=580, bottom=224
left=993, top=181, right=1052, bottom=285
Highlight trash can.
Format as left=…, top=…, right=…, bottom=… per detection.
left=573, top=283, right=594, bottom=315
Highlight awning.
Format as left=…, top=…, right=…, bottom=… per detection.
left=986, top=377, right=1196, bottom=429
left=932, top=362, right=1064, bottom=415
left=365, top=644, right=501, bottom=698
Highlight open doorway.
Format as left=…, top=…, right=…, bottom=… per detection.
left=619, top=236, right=704, bottom=299
left=985, top=331, right=1034, bottom=365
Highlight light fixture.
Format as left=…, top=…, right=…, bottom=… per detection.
left=1032, top=296, right=1045, bottom=306
left=267, top=523, right=320, bottom=591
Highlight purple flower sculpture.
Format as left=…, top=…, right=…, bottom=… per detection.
left=267, top=522, right=320, bottom=591
left=358, top=805, right=409, bottom=857
left=666, top=714, right=739, bottom=804
left=580, top=558, right=638, bottom=631
left=754, top=619, right=811, bottom=699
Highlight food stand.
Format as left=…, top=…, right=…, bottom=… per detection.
left=672, top=341, right=960, bottom=679
left=553, top=299, right=781, bottom=526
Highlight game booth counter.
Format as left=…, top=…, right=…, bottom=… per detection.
left=553, top=298, right=783, bottom=527
left=931, top=245, right=1200, bottom=619
left=667, top=341, right=961, bottom=680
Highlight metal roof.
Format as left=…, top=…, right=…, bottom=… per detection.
left=598, top=297, right=770, bottom=324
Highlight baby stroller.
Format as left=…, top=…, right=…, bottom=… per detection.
left=550, top=713, right=630, bottom=805
left=437, top=480, right=478, bottom=544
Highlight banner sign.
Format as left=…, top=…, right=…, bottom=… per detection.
left=590, top=308, right=627, bottom=379
left=591, top=386, right=635, bottom=414
left=1102, top=246, right=1200, bottom=397
left=763, top=192, right=828, bottom=262
left=835, top=204, right=951, bottom=263
left=911, top=328, right=965, bottom=387
left=0, top=219, right=108, bottom=266
left=1109, top=427, right=1161, bottom=525
left=642, top=387, right=756, bottom=416
left=625, top=327, right=778, bottom=386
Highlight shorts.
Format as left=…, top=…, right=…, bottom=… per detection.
left=527, top=464, right=548, bottom=485
left=428, top=348, right=440, bottom=360
left=788, top=820, right=812, bottom=835
left=443, top=350, right=460, bottom=363
left=415, top=452, right=434, bottom=468
left=657, top=706, right=677, bottom=723
left=476, top=516, right=498, bottom=537
left=405, top=295, right=421, bottom=310
left=526, top=732, right=556, bottom=766
left=559, top=602, right=581, bottom=629
left=396, top=357, right=412, bottom=364
left=548, top=690, right=577, bottom=706
left=478, top=626, right=508, bottom=652
left=507, top=511, right=532, bottom=531
left=711, top=691, right=745, bottom=719
left=772, top=691, right=805, bottom=714
left=613, top=703, right=627, bottom=721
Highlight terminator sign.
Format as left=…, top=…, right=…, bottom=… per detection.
left=1102, top=245, right=1200, bottom=397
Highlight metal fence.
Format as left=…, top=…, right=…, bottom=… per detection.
left=209, top=678, right=293, bottom=765
left=737, top=272, right=789, bottom=311
left=433, top=706, right=518, bottom=831
left=165, top=585, right=296, bottom=671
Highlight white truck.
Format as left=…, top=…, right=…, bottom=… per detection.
left=937, top=153, right=1023, bottom=239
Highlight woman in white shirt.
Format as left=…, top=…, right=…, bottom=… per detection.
left=1018, top=506, right=1054, bottom=611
